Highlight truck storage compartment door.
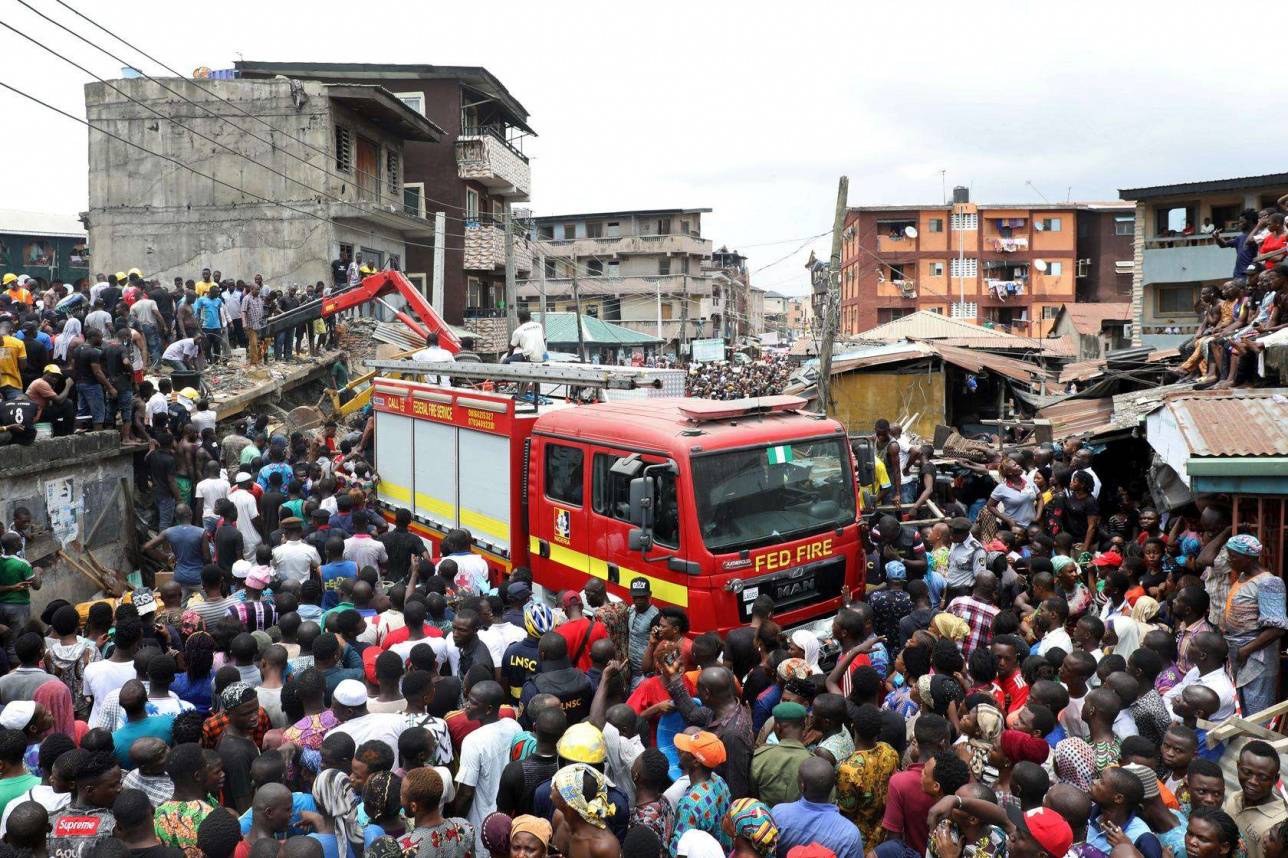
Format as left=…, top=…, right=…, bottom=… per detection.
left=413, top=419, right=458, bottom=533
left=458, top=430, right=511, bottom=557
left=376, top=412, right=413, bottom=509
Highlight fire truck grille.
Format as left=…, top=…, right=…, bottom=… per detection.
left=736, top=557, right=847, bottom=622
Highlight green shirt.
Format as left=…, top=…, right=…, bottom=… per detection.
left=0, top=773, right=39, bottom=818
left=749, top=738, right=812, bottom=808
left=240, top=445, right=261, bottom=466
left=0, top=557, right=33, bottom=605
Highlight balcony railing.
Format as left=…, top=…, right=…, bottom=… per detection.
left=990, top=237, right=1029, bottom=252
left=456, top=126, right=531, bottom=199
left=1143, top=232, right=1234, bottom=250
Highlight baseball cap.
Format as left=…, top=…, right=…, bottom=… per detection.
left=333, top=679, right=367, bottom=707
left=629, top=577, right=651, bottom=594
left=1006, top=806, right=1073, bottom=858
left=42, top=364, right=61, bottom=375
left=132, top=589, right=157, bottom=616
left=673, top=731, right=727, bottom=769
left=231, top=560, right=252, bottom=580
left=1091, top=550, right=1123, bottom=568
left=560, top=591, right=582, bottom=610
left=506, top=580, right=532, bottom=603
left=884, top=560, right=907, bottom=581
left=246, top=568, right=272, bottom=590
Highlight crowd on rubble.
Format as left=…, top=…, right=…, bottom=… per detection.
left=0, top=261, right=358, bottom=444
left=1170, top=208, right=1288, bottom=388
left=682, top=353, right=793, bottom=399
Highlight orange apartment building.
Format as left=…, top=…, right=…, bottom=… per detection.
left=840, top=188, right=1133, bottom=337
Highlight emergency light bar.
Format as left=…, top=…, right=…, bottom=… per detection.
left=676, top=395, right=808, bottom=422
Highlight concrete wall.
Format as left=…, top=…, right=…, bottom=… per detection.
left=83, top=78, right=414, bottom=287
left=831, top=365, right=945, bottom=439
left=0, top=432, right=136, bottom=611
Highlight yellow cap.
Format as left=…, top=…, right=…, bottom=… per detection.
left=42, top=364, right=61, bottom=375
left=178, top=387, right=199, bottom=400
left=1, top=274, right=14, bottom=286
left=114, top=272, right=126, bottom=282
left=128, top=268, right=143, bottom=278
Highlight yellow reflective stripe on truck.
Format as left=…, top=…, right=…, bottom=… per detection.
left=414, top=492, right=455, bottom=521
left=380, top=480, right=411, bottom=502
left=529, top=535, right=689, bottom=607
left=460, top=508, right=509, bottom=542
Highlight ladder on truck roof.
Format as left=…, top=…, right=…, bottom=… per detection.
left=366, top=360, right=672, bottom=391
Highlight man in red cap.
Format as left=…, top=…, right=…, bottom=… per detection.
left=670, top=729, right=731, bottom=853
left=555, top=590, right=608, bottom=673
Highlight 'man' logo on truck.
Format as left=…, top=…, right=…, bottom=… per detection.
left=753, top=538, right=834, bottom=573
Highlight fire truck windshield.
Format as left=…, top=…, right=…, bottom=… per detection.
left=691, top=438, right=855, bottom=553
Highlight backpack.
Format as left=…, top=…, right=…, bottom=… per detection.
left=167, top=401, right=191, bottom=435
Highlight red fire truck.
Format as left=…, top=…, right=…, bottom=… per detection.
left=370, top=361, right=861, bottom=634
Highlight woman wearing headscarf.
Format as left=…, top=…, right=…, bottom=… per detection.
left=52, top=317, right=81, bottom=366
left=309, top=768, right=362, bottom=858
left=375, top=767, right=472, bottom=858
left=723, top=798, right=779, bottom=858
left=786, top=630, right=822, bottom=675
left=1104, top=596, right=1162, bottom=660
left=551, top=764, right=620, bottom=858
left=481, top=812, right=513, bottom=858
left=509, top=815, right=552, bottom=858
left=929, top=613, right=969, bottom=646
left=955, top=701, right=1004, bottom=786
left=33, top=679, right=85, bottom=746
left=1217, top=534, right=1288, bottom=719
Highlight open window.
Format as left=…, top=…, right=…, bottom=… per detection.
left=593, top=453, right=679, bottom=548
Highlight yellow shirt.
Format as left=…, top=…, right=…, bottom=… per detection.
left=859, top=458, right=891, bottom=513
left=195, top=280, right=214, bottom=297
left=0, top=335, right=26, bottom=390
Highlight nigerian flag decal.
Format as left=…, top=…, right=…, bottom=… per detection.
left=767, top=445, right=794, bottom=465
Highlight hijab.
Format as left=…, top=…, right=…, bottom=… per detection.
left=53, top=317, right=80, bottom=361
left=789, top=630, right=822, bottom=674
left=676, top=829, right=726, bottom=858
left=966, top=703, right=1004, bottom=781
left=930, top=613, right=970, bottom=643
left=1108, top=613, right=1143, bottom=659
left=33, top=680, right=76, bottom=743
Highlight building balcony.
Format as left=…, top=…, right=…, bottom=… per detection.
left=533, top=233, right=712, bottom=259
left=463, top=222, right=533, bottom=273
left=455, top=128, right=531, bottom=201
left=989, top=237, right=1029, bottom=252
left=1141, top=241, right=1233, bottom=286
left=984, top=278, right=1027, bottom=301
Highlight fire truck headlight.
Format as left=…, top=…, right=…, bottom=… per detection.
left=725, top=578, right=744, bottom=594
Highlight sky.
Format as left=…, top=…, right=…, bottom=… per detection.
left=0, top=0, right=1277, bottom=297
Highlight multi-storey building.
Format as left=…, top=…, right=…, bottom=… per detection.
left=523, top=208, right=714, bottom=348
left=839, top=188, right=1134, bottom=337
left=1119, top=172, right=1288, bottom=347
left=84, top=77, right=440, bottom=286
left=236, top=61, right=534, bottom=325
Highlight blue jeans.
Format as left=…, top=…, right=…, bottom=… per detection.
left=0, top=387, right=19, bottom=403
left=112, top=388, right=134, bottom=426
left=275, top=330, right=293, bottom=360
left=141, top=324, right=162, bottom=366
left=899, top=480, right=919, bottom=504
left=156, top=493, right=176, bottom=530
left=78, top=383, right=106, bottom=425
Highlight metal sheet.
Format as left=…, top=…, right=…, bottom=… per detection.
left=375, top=412, right=413, bottom=508
left=457, top=429, right=511, bottom=552
left=413, top=420, right=458, bottom=530
left=1168, top=392, right=1288, bottom=457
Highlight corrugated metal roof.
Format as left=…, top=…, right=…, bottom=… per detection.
left=1058, top=347, right=1180, bottom=383
left=1120, top=172, right=1288, bottom=201
left=1057, top=303, right=1132, bottom=336
left=536, top=312, right=662, bottom=346
left=858, top=311, right=1026, bottom=342
left=0, top=209, right=85, bottom=238
left=1165, top=391, right=1288, bottom=457
left=1038, top=397, right=1115, bottom=438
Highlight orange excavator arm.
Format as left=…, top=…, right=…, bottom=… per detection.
left=263, top=271, right=462, bottom=353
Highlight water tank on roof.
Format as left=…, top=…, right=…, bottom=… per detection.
left=953, top=186, right=970, bottom=204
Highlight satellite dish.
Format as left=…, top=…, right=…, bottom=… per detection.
left=904, top=225, right=919, bottom=239
left=1033, top=259, right=1048, bottom=273
left=1034, top=221, right=1045, bottom=231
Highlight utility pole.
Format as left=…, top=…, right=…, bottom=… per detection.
left=816, top=175, right=848, bottom=418
left=571, top=253, right=587, bottom=362
left=503, top=200, right=517, bottom=336
left=432, top=211, right=446, bottom=313
left=537, top=253, right=547, bottom=327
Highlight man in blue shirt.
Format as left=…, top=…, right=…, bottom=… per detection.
left=1086, top=766, right=1164, bottom=858
left=1215, top=209, right=1261, bottom=278
left=193, top=286, right=225, bottom=362
left=772, top=756, right=865, bottom=858
left=320, top=537, right=357, bottom=610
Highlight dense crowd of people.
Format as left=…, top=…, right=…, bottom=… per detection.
left=0, top=267, right=350, bottom=443
left=682, top=354, right=793, bottom=399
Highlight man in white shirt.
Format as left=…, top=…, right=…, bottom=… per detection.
left=146, top=381, right=171, bottom=430
left=193, top=461, right=230, bottom=523
left=330, top=680, right=407, bottom=767
left=1070, top=449, right=1103, bottom=498
left=228, top=472, right=262, bottom=561
left=452, top=679, right=520, bottom=855
left=413, top=332, right=454, bottom=385
left=272, top=518, right=321, bottom=583
left=507, top=311, right=546, bottom=362
left=343, top=511, right=387, bottom=573
left=161, top=337, right=201, bottom=372
left=1163, top=631, right=1238, bottom=722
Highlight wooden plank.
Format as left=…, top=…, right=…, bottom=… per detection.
left=83, top=480, right=123, bottom=547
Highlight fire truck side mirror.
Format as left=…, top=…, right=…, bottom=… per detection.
left=852, top=437, right=876, bottom=486
left=628, top=528, right=652, bottom=552
left=628, top=476, right=654, bottom=529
